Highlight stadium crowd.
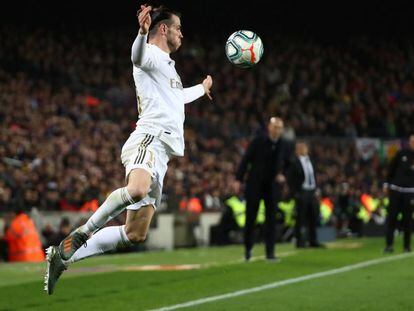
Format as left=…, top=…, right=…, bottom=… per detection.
left=1, top=25, right=413, bottom=219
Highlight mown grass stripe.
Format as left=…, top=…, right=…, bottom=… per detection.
left=150, top=252, right=414, bottom=311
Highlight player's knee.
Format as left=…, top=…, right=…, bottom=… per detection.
left=124, top=223, right=148, bottom=243
left=126, top=231, right=147, bottom=244
left=126, top=185, right=148, bottom=202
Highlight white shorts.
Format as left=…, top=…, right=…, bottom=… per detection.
left=121, top=132, right=171, bottom=210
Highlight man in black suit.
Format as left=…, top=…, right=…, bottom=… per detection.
left=383, top=133, right=414, bottom=253
left=233, top=117, right=290, bottom=261
left=287, top=141, right=323, bottom=248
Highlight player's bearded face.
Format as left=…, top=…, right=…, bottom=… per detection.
left=166, top=16, right=183, bottom=52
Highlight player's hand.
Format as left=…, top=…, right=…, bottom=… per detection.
left=202, top=75, right=213, bottom=100
left=137, top=4, right=152, bottom=35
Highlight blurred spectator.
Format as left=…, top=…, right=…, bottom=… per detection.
left=3, top=208, right=45, bottom=262
left=0, top=179, right=13, bottom=211
left=42, top=217, right=73, bottom=247
left=287, top=141, right=323, bottom=248
left=40, top=182, right=61, bottom=210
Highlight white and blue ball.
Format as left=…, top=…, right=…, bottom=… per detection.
left=225, top=30, right=264, bottom=68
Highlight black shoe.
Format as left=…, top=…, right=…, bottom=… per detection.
left=309, top=242, right=325, bottom=248
left=404, top=247, right=411, bottom=253
left=245, top=249, right=252, bottom=262
left=383, top=246, right=394, bottom=254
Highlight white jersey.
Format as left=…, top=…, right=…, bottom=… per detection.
left=131, top=34, right=205, bottom=156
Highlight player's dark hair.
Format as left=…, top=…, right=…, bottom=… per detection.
left=140, top=5, right=181, bottom=38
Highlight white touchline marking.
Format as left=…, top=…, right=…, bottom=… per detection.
left=149, top=252, right=414, bottom=311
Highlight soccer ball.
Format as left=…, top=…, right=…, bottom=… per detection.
left=225, top=30, right=264, bottom=68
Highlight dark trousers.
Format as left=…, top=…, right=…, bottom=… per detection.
left=244, top=186, right=277, bottom=257
left=386, top=190, right=414, bottom=249
left=294, top=190, right=318, bottom=246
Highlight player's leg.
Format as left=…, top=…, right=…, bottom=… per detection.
left=63, top=168, right=152, bottom=260
left=56, top=134, right=155, bottom=261
left=69, top=204, right=154, bottom=263
left=58, top=168, right=152, bottom=261
left=44, top=134, right=163, bottom=295
left=124, top=205, right=155, bottom=243
left=385, top=190, right=401, bottom=252
left=44, top=168, right=152, bottom=295
left=244, top=190, right=261, bottom=261
left=60, top=135, right=164, bottom=265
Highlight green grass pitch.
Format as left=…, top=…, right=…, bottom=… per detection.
left=0, top=237, right=412, bottom=310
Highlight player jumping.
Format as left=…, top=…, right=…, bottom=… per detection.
left=44, top=4, right=213, bottom=295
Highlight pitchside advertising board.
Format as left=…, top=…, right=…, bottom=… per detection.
left=356, top=138, right=402, bottom=162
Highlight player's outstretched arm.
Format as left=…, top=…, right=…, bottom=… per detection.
left=183, top=75, right=213, bottom=104
left=131, top=5, right=156, bottom=68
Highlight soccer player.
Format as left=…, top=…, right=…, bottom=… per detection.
left=44, top=4, right=213, bottom=295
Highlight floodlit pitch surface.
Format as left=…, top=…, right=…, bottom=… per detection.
left=0, top=237, right=413, bottom=310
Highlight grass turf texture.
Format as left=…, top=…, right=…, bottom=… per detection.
left=0, top=237, right=412, bottom=310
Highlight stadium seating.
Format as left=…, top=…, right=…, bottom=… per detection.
left=1, top=25, right=413, bottom=237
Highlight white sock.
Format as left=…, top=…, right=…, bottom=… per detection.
left=79, top=187, right=135, bottom=234
left=67, top=225, right=131, bottom=264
